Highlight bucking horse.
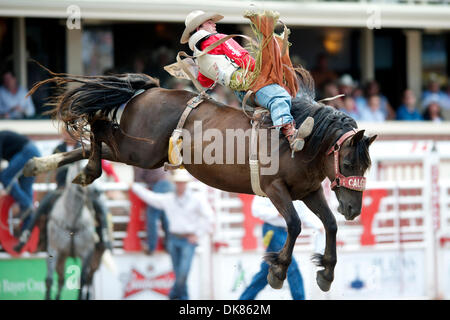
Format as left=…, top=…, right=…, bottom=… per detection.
left=24, top=62, right=376, bottom=293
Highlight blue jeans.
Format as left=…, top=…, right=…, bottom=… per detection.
left=235, top=84, right=293, bottom=127
left=239, top=223, right=305, bottom=300
left=167, top=234, right=197, bottom=300
left=0, top=142, right=41, bottom=211
left=146, top=180, right=174, bottom=252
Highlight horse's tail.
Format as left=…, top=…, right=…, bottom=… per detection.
left=27, top=63, right=159, bottom=139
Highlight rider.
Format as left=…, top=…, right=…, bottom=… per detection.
left=14, top=128, right=114, bottom=253
left=180, top=10, right=314, bottom=152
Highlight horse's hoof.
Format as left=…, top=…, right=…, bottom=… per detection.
left=23, top=159, right=38, bottom=177
left=316, top=270, right=332, bottom=292
left=72, top=172, right=89, bottom=186
left=267, top=270, right=284, bottom=289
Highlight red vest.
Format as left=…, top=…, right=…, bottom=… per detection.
left=197, top=33, right=255, bottom=88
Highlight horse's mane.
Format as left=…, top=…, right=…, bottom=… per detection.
left=290, top=66, right=371, bottom=169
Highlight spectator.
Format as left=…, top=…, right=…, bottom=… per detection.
left=422, top=99, right=444, bottom=122
left=321, top=81, right=344, bottom=109
left=0, top=130, right=41, bottom=234
left=310, top=53, right=337, bottom=95
left=337, top=74, right=357, bottom=98
left=340, top=96, right=360, bottom=120
left=422, top=76, right=449, bottom=111
left=133, top=166, right=174, bottom=255
left=0, top=71, right=35, bottom=119
left=131, top=169, right=214, bottom=300
left=443, top=83, right=450, bottom=108
left=396, top=89, right=423, bottom=121
left=239, top=196, right=324, bottom=300
left=442, top=83, right=450, bottom=120
left=357, top=80, right=395, bottom=120
left=359, top=95, right=385, bottom=122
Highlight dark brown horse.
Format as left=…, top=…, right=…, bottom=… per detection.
left=25, top=68, right=376, bottom=292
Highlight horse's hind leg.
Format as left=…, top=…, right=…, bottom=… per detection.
left=85, top=247, right=104, bottom=300
left=23, top=148, right=89, bottom=177
left=45, top=249, right=58, bottom=300
left=72, top=118, right=124, bottom=186
left=55, top=254, right=67, bottom=300
left=264, top=180, right=301, bottom=290
left=79, top=250, right=94, bottom=300
left=72, top=132, right=102, bottom=186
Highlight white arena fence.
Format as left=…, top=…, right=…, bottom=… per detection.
left=1, top=139, right=450, bottom=299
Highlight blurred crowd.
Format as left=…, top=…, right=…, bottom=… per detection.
left=311, top=65, right=450, bottom=123
left=1, top=50, right=450, bottom=122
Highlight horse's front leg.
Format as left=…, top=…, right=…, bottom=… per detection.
left=302, top=186, right=337, bottom=292
left=264, top=179, right=301, bottom=289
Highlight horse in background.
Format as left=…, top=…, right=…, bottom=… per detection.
left=45, top=160, right=105, bottom=300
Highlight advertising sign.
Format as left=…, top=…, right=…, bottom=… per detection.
left=0, top=257, right=80, bottom=300
left=93, top=253, right=203, bottom=300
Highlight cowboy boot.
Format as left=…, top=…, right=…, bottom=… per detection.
left=281, top=116, right=314, bottom=152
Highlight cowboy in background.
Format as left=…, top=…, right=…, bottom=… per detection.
left=179, top=10, right=314, bottom=153
left=133, top=166, right=174, bottom=255
left=131, top=169, right=214, bottom=300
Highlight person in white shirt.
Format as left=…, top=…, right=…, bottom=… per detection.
left=240, top=196, right=325, bottom=300
left=0, top=71, right=35, bottom=119
left=131, top=169, right=214, bottom=300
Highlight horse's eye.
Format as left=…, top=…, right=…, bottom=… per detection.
left=343, top=161, right=353, bottom=169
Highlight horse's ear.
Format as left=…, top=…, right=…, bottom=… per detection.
left=366, top=134, right=377, bottom=148
left=351, top=129, right=365, bottom=146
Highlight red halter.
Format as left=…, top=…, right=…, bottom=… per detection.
left=327, top=129, right=366, bottom=192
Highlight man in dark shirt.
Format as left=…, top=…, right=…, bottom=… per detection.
left=0, top=130, right=41, bottom=232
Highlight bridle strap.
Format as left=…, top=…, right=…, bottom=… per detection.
left=327, top=129, right=366, bottom=192
left=327, top=129, right=358, bottom=156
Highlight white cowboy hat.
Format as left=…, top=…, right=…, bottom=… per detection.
left=170, top=169, right=193, bottom=182
left=339, top=74, right=356, bottom=87
left=180, top=10, right=223, bottom=44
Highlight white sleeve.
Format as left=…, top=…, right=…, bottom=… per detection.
left=251, top=197, right=279, bottom=221
left=23, top=95, right=35, bottom=117
left=131, top=183, right=169, bottom=210
left=197, top=193, right=215, bottom=234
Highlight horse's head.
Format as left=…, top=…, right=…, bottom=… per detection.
left=325, top=129, right=377, bottom=221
